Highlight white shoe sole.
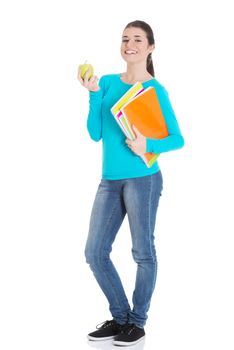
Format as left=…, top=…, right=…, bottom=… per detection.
left=88, top=335, right=115, bottom=341
left=113, top=335, right=145, bottom=346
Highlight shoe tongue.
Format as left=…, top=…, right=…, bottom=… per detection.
left=122, top=323, right=135, bottom=332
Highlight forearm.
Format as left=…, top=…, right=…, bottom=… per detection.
left=87, top=90, right=103, bottom=141
left=146, top=134, right=184, bottom=153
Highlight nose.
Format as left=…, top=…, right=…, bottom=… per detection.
left=125, top=39, right=135, bottom=49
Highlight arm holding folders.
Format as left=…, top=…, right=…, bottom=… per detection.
left=145, top=86, right=185, bottom=154
left=111, top=83, right=157, bottom=167
left=120, top=86, right=169, bottom=166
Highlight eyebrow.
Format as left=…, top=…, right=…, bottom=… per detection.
left=122, top=35, right=143, bottom=38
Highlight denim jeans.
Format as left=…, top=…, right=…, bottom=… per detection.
left=85, top=171, right=163, bottom=328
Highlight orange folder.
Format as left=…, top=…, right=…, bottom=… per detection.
left=120, top=86, right=168, bottom=167
left=120, top=86, right=168, bottom=139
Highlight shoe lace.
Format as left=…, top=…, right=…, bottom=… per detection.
left=96, top=320, right=116, bottom=330
left=120, top=323, right=136, bottom=335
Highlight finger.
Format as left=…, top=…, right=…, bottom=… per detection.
left=77, top=67, right=83, bottom=78
left=132, top=124, right=140, bottom=136
left=83, top=70, right=90, bottom=85
left=125, top=139, right=132, bottom=146
left=77, top=72, right=84, bottom=84
left=93, top=75, right=99, bottom=83
left=89, top=75, right=96, bottom=84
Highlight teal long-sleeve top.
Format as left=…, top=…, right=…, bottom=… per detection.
left=87, top=73, right=184, bottom=180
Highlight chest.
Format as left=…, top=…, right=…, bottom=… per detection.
left=102, top=84, right=130, bottom=116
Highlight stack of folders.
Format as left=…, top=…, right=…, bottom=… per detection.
left=111, top=82, right=168, bottom=167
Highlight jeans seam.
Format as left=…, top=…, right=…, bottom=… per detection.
left=148, top=175, right=153, bottom=258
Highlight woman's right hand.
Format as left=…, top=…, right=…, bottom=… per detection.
left=77, top=68, right=100, bottom=92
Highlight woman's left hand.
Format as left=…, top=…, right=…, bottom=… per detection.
left=126, top=125, right=146, bottom=156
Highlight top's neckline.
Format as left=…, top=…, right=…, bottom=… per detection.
left=118, top=73, right=155, bottom=86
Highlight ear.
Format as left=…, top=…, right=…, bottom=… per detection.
left=150, top=44, right=155, bottom=53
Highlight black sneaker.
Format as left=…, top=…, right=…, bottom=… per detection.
left=87, top=320, right=123, bottom=341
left=113, top=323, right=145, bottom=346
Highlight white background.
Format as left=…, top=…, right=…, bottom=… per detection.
left=0, top=0, right=234, bottom=349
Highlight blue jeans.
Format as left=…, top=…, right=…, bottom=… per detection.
left=85, top=171, right=163, bottom=328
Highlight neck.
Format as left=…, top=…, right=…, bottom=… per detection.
left=122, top=62, right=153, bottom=84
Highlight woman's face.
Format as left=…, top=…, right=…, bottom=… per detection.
left=120, top=27, right=154, bottom=64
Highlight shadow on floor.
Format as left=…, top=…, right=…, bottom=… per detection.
left=87, top=337, right=146, bottom=350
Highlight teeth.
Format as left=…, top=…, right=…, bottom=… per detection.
left=125, top=50, right=137, bottom=54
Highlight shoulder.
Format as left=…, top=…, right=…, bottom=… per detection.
left=98, top=74, right=119, bottom=91
left=149, top=78, right=168, bottom=95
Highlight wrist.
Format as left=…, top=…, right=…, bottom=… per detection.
left=89, top=86, right=100, bottom=92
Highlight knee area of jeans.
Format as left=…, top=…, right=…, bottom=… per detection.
left=85, top=250, right=109, bottom=265
left=84, top=250, right=95, bottom=265
left=132, top=253, right=157, bottom=264
left=84, top=248, right=94, bottom=264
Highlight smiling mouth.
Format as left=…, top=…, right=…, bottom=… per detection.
left=125, top=50, right=138, bottom=54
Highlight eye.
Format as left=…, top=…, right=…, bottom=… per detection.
left=122, top=39, right=129, bottom=42
left=135, top=40, right=142, bottom=42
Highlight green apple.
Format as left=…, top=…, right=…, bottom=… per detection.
left=79, top=62, right=94, bottom=80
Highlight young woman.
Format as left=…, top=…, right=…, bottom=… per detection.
left=78, top=20, right=184, bottom=347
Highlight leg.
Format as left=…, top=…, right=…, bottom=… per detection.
left=123, top=171, right=163, bottom=328
left=85, top=179, right=131, bottom=324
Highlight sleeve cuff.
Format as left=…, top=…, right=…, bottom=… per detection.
left=146, top=138, right=156, bottom=153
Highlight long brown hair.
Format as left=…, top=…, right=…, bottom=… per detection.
left=124, top=20, right=155, bottom=77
